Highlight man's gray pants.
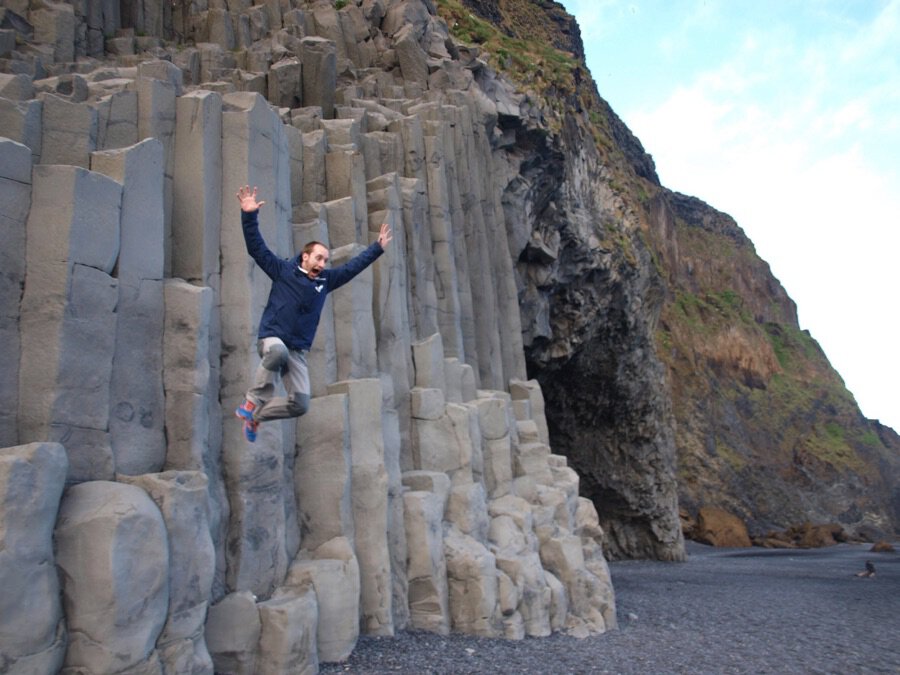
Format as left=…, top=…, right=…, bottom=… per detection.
left=245, top=337, right=311, bottom=422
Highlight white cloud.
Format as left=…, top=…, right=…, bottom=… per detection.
left=561, top=0, right=900, bottom=427
left=558, top=0, right=623, bottom=43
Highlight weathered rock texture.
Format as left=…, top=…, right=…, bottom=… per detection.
left=652, top=193, right=900, bottom=543
left=0, top=1, right=620, bottom=671
left=2, top=0, right=897, bottom=668
left=450, top=0, right=899, bottom=553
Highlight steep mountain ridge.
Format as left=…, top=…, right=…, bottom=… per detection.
left=449, top=0, right=900, bottom=543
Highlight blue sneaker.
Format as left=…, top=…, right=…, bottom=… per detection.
left=235, top=399, right=259, bottom=442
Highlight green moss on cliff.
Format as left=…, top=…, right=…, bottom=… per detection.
left=765, top=323, right=819, bottom=370
left=437, top=0, right=578, bottom=93
left=715, top=441, right=747, bottom=471
left=660, top=228, right=880, bottom=486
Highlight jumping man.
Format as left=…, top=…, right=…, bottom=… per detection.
left=234, top=185, right=392, bottom=441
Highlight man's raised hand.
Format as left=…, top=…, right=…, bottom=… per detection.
left=377, top=222, right=393, bottom=249
left=237, top=185, right=266, bottom=212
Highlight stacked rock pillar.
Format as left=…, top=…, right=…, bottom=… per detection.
left=327, top=378, right=394, bottom=636
left=218, top=91, right=292, bottom=598
left=18, top=164, right=121, bottom=482
left=0, top=442, right=68, bottom=672
left=0, top=138, right=31, bottom=446
left=90, top=137, right=167, bottom=476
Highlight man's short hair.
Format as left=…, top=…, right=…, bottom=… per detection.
left=302, top=241, right=327, bottom=256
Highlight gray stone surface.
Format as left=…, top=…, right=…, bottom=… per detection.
left=328, top=378, right=393, bottom=636
left=163, top=280, right=213, bottom=470
left=403, top=489, right=450, bottom=635
left=325, top=149, right=368, bottom=245
left=257, top=588, right=319, bottom=675
left=138, top=59, right=184, bottom=96
left=137, top=76, right=176, bottom=277
left=0, top=138, right=30, bottom=446
left=399, top=176, right=439, bottom=341
left=0, top=98, right=42, bottom=162
left=301, top=129, right=328, bottom=203
left=120, top=471, right=216, bottom=674
left=444, top=526, right=499, bottom=637
left=173, top=89, right=223, bottom=285
left=39, top=93, right=98, bottom=167
left=93, top=89, right=139, bottom=150
left=55, top=481, right=169, bottom=673
left=295, top=393, right=354, bottom=551
left=206, top=591, right=260, bottom=675
left=330, top=242, right=378, bottom=380
left=91, top=139, right=167, bottom=475
left=0, top=442, right=68, bottom=674
left=285, top=537, right=360, bottom=663
left=300, top=36, right=336, bottom=118
left=31, top=1, right=74, bottom=62
left=412, top=332, right=447, bottom=392
left=0, top=72, right=34, bottom=100
left=19, top=165, right=121, bottom=482
left=268, top=56, right=301, bottom=109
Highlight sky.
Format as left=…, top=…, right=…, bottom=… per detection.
left=558, top=0, right=900, bottom=432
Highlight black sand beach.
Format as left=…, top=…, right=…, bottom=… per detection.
left=322, top=541, right=900, bottom=674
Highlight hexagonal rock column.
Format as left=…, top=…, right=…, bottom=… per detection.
left=39, top=93, right=98, bottom=168
left=398, top=176, right=439, bottom=342
left=136, top=75, right=177, bottom=276
left=0, top=442, right=68, bottom=674
left=218, top=91, right=293, bottom=599
left=488, top=494, right=553, bottom=638
left=285, top=536, right=360, bottom=663
left=0, top=138, right=31, bottom=446
left=410, top=387, right=478, bottom=484
left=295, top=393, right=354, bottom=551
left=18, top=165, right=121, bottom=483
left=475, top=395, right=513, bottom=499
left=443, top=526, right=500, bottom=638
left=329, top=242, right=378, bottom=381
left=509, top=378, right=550, bottom=446
left=172, top=89, right=223, bottom=287
left=0, top=98, right=42, bottom=163
left=257, top=587, right=319, bottom=675
left=91, top=138, right=167, bottom=476
left=300, top=36, right=336, bottom=119
left=205, top=591, right=260, bottom=675
left=401, top=483, right=450, bottom=635
left=162, top=279, right=213, bottom=471
left=327, top=378, right=393, bottom=636
left=54, top=480, right=169, bottom=673
left=119, top=470, right=216, bottom=674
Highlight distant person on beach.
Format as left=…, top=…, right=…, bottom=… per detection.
left=233, top=185, right=392, bottom=442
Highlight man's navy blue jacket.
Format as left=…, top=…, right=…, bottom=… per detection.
left=241, top=208, right=384, bottom=351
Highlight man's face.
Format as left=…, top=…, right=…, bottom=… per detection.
left=302, top=244, right=330, bottom=278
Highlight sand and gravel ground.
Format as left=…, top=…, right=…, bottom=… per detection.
left=321, top=541, right=900, bottom=674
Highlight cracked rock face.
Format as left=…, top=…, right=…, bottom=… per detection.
left=495, top=103, right=684, bottom=561
left=0, top=0, right=628, bottom=670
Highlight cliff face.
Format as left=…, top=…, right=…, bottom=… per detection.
left=656, top=191, right=900, bottom=538
left=2, top=0, right=631, bottom=671
left=453, top=0, right=900, bottom=544
left=436, top=0, right=684, bottom=560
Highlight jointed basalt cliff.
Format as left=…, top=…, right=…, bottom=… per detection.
left=445, top=0, right=899, bottom=546
left=1, top=0, right=898, bottom=671
left=1, top=0, right=624, bottom=672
